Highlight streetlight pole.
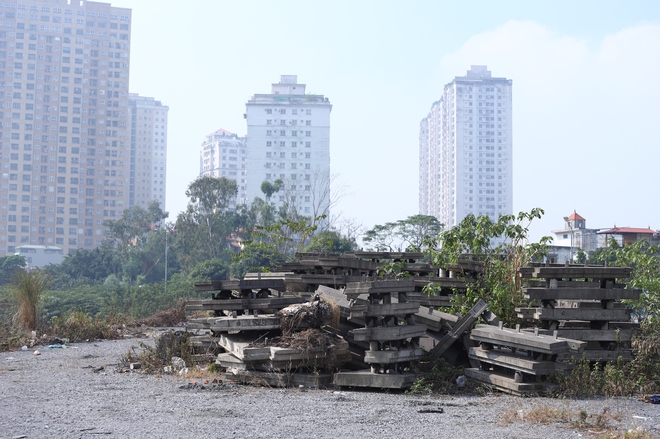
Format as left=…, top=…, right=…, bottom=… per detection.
left=164, top=226, right=168, bottom=295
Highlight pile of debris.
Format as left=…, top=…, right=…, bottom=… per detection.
left=184, top=255, right=640, bottom=395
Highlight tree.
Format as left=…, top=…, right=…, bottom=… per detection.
left=425, top=209, right=551, bottom=325
left=303, top=230, right=358, bottom=254
left=260, top=178, right=283, bottom=201
left=175, top=176, right=241, bottom=270
left=363, top=215, right=443, bottom=251
left=232, top=215, right=322, bottom=277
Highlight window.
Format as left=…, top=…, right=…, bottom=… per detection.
left=305, top=131, right=311, bottom=137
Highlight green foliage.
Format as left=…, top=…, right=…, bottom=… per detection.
left=188, top=259, right=229, bottom=282
left=425, top=208, right=551, bottom=325
left=302, top=230, right=358, bottom=254
left=10, top=269, right=51, bottom=330
left=376, top=260, right=411, bottom=279
left=0, top=255, right=26, bottom=286
left=232, top=215, right=322, bottom=277
left=363, top=215, right=443, bottom=251
left=591, top=239, right=660, bottom=326
left=408, top=357, right=464, bottom=394
left=260, top=178, right=283, bottom=201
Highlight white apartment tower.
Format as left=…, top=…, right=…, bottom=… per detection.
left=0, top=0, right=132, bottom=256
left=128, top=94, right=168, bottom=210
left=199, top=129, right=247, bottom=208
left=419, top=66, right=512, bottom=228
left=245, top=75, right=332, bottom=219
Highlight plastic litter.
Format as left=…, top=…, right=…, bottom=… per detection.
left=456, top=375, right=466, bottom=388
left=45, top=344, right=64, bottom=349
left=651, top=395, right=660, bottom=404
left=21, top=346, right=27, bottom=351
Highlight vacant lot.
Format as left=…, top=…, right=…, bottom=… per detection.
left=1, top=338, right=658, bottom=439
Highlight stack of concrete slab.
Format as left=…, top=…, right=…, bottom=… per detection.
left=465, top=323, right=586, bottom=395
left=186, top=279, right=348, bottom=387
left=244, top=252, right=471, bottom=308
left=333, top=280, right=427, bottom=389
left=516, top=264, right=640, bottom=362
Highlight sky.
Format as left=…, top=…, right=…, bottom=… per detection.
left=109, top=0, right=660, bottom=243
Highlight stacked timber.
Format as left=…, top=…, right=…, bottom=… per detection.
left=333, top=280, right=427, bottom=389
left=465, top=323, right=586, bottom=395
left=516, top=264, right=640, bottom=362
left=186, top=279, right=348, bottom=387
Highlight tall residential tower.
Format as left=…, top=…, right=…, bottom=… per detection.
left=245, top=75, right=332, bottom=219
left=128, top=93, right=168, bottom=210
left=0, top=0, right=132, bottom=255
left=199, top=128, right=247, bottom=209
left=419, top=66, right=512, bottom=228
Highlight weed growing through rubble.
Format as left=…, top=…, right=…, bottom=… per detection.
left=121, top=330, right=195, bottom=374
left=553, top=327, right=660, bottom=398
left=408, top=356, right=464, bottom=394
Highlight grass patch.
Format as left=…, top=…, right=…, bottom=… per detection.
left=48, top=310, right=127, bottom=342
left=503, top=405, right=626, bottom=434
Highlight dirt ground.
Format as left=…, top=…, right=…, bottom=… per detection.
left=1, top=337, right=659, bottom=439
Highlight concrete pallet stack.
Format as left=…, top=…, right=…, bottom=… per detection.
left=245, top=252, right=471, bottom=309
left=465, top=323, right=585, bottom=395
left=333, top=280, right=427, bottom=389
left=186, top=279, right=348, bottom=387
left=516, top=264, right=640, bottom=362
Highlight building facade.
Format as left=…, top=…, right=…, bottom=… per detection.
left=128, top=93, right=167, bottom=210
left=245, top=75, right=332, bottom=219
left=0, top=0, right=132, bottom=256
left=419, top=66, right=512, bottom=228
left=199, top=128, right=246, bottom=209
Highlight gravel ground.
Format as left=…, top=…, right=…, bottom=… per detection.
left=1, top=336, right=659, bottom=439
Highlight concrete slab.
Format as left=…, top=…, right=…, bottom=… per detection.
left=470, top=324, right=585, bottom=354
left=349, top=302, right=420, bottom=319
left=516, top=307, right=631, bottom=322
left=520, top=266, right=632, bottom=280
left=334, top=370, right=416, bottom=389
left=464, top=368, right=556, bottom=396
left=524, top=287, right=640, bottom=301
left=222, top=370, right=335, bottom=388
left=208, top=315, right=281, bottom=332
left=363, top=348, right=424, bottom=364
left=187, top=296, right=306, bottom=311
left=524, top=328, right=633, bottom=342
left=469, top=346, right=573, bottom=375
left=345, top=279, right=417, bottom=298
left=350, top=324, right=427, bottom=342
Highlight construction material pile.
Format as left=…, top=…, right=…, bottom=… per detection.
left=184, top=255, right=639, bottom=394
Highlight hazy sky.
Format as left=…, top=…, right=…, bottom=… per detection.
left=110, top=0, right=660, bottom=242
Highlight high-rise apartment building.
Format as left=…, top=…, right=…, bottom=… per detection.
left=419, top=66, right=512, bottom=228
left=129, top=93, right=168, bottom=210
left=245, top=75, right=332, bottom=219
left=199, top=128, right=246, bottom=208
left=0, top=0, right=131, bottom=256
